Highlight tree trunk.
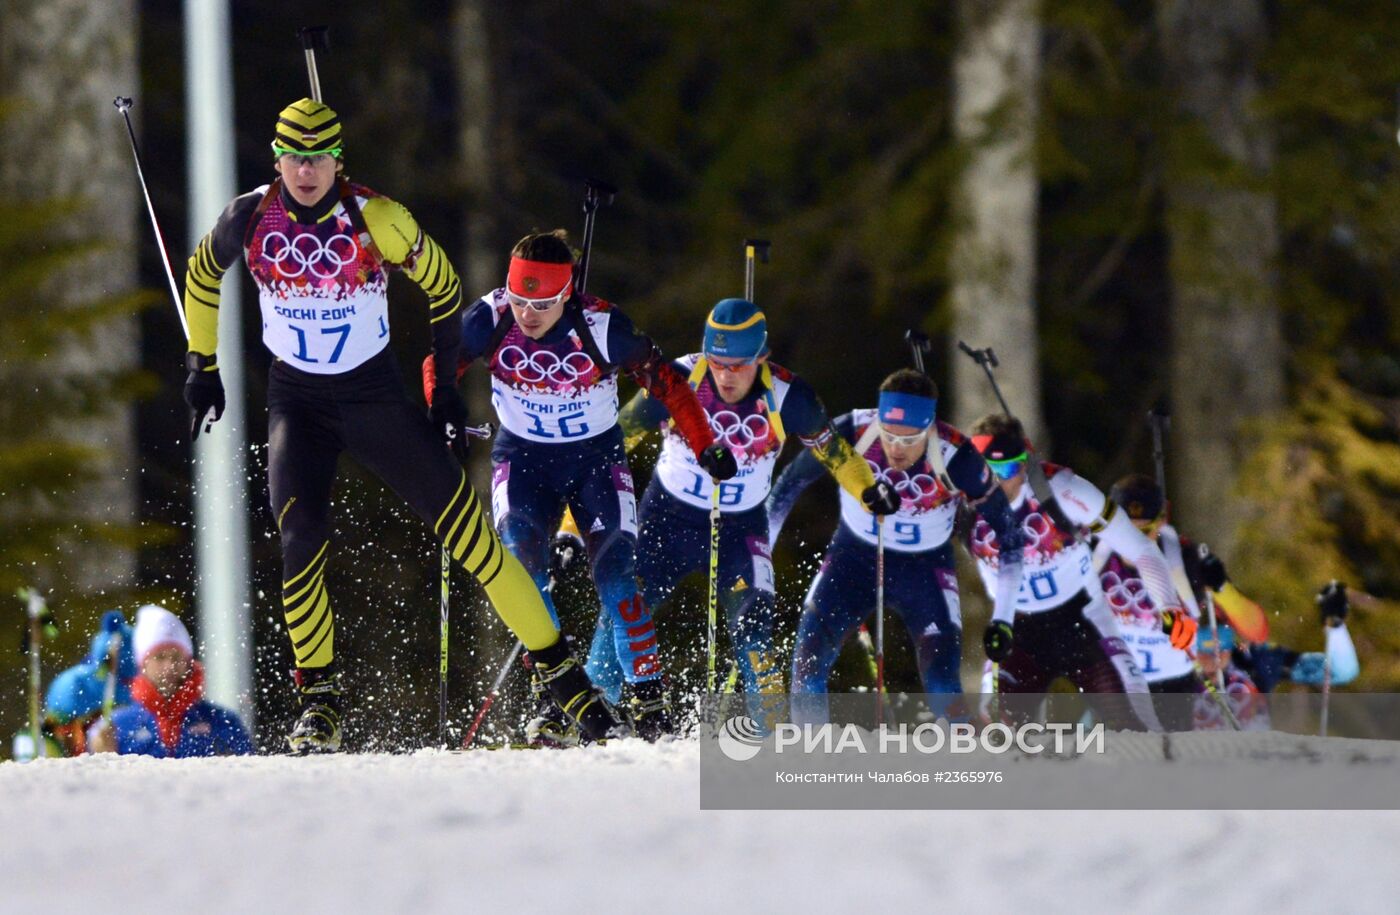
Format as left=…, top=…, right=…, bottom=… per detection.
left=948, top=0, right=1045, bottom=441
left=1157, top=0, right=1284, bottom=554
left=0, top=0, right=140, bottom=592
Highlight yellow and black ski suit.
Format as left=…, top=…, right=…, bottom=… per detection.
left=183, top=178, right=560, bottom=670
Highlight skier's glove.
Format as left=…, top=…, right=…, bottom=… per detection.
left=551, top=531, right=586, bottom=581
left=1317, top=580, right=1348, bottom=627
left=862, top=481, right=901, bottom=516
left=983, top=620, right=1014, bottom=663
left=430, top=386, right=470, bottom=461
left=1163, top=609, right=1198, bottom=651
left=1197, top=543, right=1228, bottom=591
left=698, top=444, right=739, bottom=481
left=183, top=357, right=226, bottom=442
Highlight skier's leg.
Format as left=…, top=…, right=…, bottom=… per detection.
left=890, top=547, right=964, bottom=717
left=346, top=394, right=562, bottom=651
left=269, top=400, right=341, bottom=673
left=605, top=482, right=705, bottom=704
left=346, top=389, right=620, bottom=741
left=989, top=613, right=1053, bottom=726
left=719, top=512, right=783, bottom=727
left=790, top=545, right=870, bottom=727
left=1065, top=594, right=1162, bottom=732
left=570, top=445, right=669, bottom=737
left=267, top=389, right=347, bottom=752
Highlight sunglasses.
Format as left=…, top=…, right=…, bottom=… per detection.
left=708, top=357, right=759, bottom=374
left=878, top=424, right=929, bottom=447
left=506, top=288, right=571, bottom=312
left=985, top=451, right=1028, bottom=480
left=273, top=148, right=342, bottom=166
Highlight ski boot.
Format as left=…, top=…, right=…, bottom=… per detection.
left=524, top=654, right=580, bottom=748
left=627, top=679, right=675, bottom=742
left=526, top=639, right=629, bottom=743
left=288, top=666, right=343, bottom=754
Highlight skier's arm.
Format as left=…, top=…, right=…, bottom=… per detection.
left=765, top=412, right=855, bottom=545
left=608, top=316, right=715, bottom=457
left=362, top=197, right=463, bottom=385
left=1156, top=524, right=1201, bottom=618
left=1188, top=544, right=1269, bottom=642
left=183, top=190, right=262, bottom=362
left=617, top=366, right=683, bottom=451
left=781, top=380, right=876, bottom=501
left=1055, top=471, right=1181, bottom=613
left=1290, top=624, right=1360, bottom=687
left=942, top=433, right=1024, bottom=623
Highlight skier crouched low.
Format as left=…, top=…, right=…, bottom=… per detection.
left=766, top=369, right=1023, bottom=725
left=968, top=415, right=1190, bottom=731
left=183, top=99, right=620, bottom=752
left=425, top=232, right=737, bottom=740
left=584, top=298, right=898, bottom=730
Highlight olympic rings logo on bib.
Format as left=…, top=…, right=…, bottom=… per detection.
left=497, top=345, right=597, bottom=387
left=1100, top=570, right=1156, bottom=622
left=709, top=410, right=771, bottom=450
left=260, top=231, right=357, bottom=281
left=970, top=510, right=1070, bottom=563
left=867, top=459, right=940, bottom=507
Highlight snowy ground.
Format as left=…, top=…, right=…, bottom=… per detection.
left=5, top=741, right=1400, bottom=914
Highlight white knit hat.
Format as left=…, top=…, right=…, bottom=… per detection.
left=133, top=604, right=194, bottom=665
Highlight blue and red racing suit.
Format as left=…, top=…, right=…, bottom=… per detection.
left=433, top=290, right=717, bottom=689
left=605, top=354, right=875, bottom=717
left=767, top=410, right=1022, bottom=724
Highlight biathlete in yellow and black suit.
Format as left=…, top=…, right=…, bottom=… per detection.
left=180, top=98, right=623, bottom=752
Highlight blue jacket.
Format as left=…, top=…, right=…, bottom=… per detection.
left=111, top=700, right=253, bottom=758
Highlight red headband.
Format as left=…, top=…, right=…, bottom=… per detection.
left=507, top=257, right=574, bottom=299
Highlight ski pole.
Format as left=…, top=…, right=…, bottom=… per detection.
left=957, top=340, right=1077, bottom=538
left=875, top=516, right=886, bottom=727
left=1320, top=644, right=1332, bottom=737
left=17, top=589, right=55, bottom=758
left=1148, top=408, right=1170, bottom=499
left=707, top=484, right=720, bottom=701
left=100, top=630, right=123, bottom=725
left=1201, top=586, right=1227, bottom=695
left=296, top=26, right=331, bottom=103
left=905, top=330, right=953, bottom=491
left=439, top=547, right=450, bottom=748
left=112, top=97, right=188, bottom=341
left=743, top=238, right=771, bottom=301
left=438, top=419, right=495, bottom=748
left=575, top=178, right=618, bottom=297
left=462, top=639, right=526, bottom=749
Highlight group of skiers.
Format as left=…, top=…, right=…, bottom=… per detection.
left=12, top=95, right=1359, bottom=760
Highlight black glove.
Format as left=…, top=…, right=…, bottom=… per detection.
left=698, top=444, right=738, bottom=481
left=183, top=366, right=226, bottom=441
left=551, top=532, right=586, bottom=581
left=862, top=481, right=901, bottom=516
left=1197, top=543, right=1228, bottom=591
left=1317, top=580, right=1349, bottom=627
left=430, top=386, right=470, bottom=462
left=983, top=620, right=1014, bottom=663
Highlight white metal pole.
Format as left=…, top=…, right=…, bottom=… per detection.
left=185, top=0, right=253, bottom=728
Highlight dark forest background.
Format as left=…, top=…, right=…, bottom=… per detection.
left=3, top=0, right=1399, bottom=751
